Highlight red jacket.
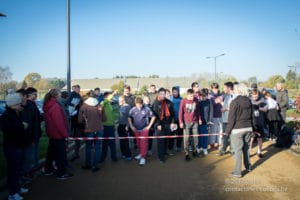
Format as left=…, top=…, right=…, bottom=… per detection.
left=43, top=97, right=69, bottom=139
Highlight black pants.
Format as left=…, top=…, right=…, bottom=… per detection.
left=167, top=121, right=183, bottom=150
left=269, top=120, right=281, bottom=139
left=4, top=147, right=24, bottom=195
left=118, top=124, right=131, bottom=157
left=45, top=139, right=67, bottom=176
left=156, top=125, right=171, bottom=161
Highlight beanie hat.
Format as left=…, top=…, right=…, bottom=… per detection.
left=5, top=93, right=22, bottom=107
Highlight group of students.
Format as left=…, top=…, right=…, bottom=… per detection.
left=0, top=87, right=43, bottom=200
left=0, top=81, right=288, bottom=200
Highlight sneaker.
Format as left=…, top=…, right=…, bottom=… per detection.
left=203, top=149, right=208, bottom=155
left=125, top=157, right=132, bottom=161
left=167, top=150, right=175, bottom=156
left=71, top=155, right=80, bottom=162
left=217, top=151, right=225, bottom=156
left=8, top=193, right=23, bottom=200
left=19, top=187, right=29, bottom=194
left=92, top=167, right=100, bottom=172
left=257, top=153, right=263, bottom=158
left=192, top=151, right=199, bottom=157
left=175, top=147, right=182, bottom=152
left=44, top=170, right=54, bottom=176
left=56, top=173, right=74, bottom=180
left=134, top=154, right=141, bottom=160
left=196, top=148, right=202, bottom=154
left=185, top=155, right=191, bottom=162
left=231, top=172, right=242, bottom=178
left=159, top=159, right=166, bottom=164
left=147, top=150, right=153, bottom=156
left=81, top=165, right=92, bottom=170
left=139, top=158, right=146, bottom=166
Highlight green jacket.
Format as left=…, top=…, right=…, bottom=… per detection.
left=100, top=97, right=119, bottom=126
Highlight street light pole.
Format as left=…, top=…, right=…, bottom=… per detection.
left=66, top=0, right=71, bottom=93
left=206, top=53, right=225, bottom=82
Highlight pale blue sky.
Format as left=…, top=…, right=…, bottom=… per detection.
left=0, top=0, right=299, bottom=82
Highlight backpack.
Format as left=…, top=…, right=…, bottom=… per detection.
left=275, top=126, right=294, bottom=148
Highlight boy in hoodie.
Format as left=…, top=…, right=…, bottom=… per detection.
left=170, top=86, right=183, bottom=152
left=78, top=91, right=106, bottom=172
left=100, top=92, right=119, bottom=162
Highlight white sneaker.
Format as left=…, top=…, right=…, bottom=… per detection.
left=196, top=148, right=202, bottom=154
left=203, top=149, right=208, bottom=155
left=139, top=158, right=146, bottom=166
left=8, top=193, right=23, bottom=200
left=134, top=154, right=141, bottom=160
left=19, top=187, right=29, bottom=194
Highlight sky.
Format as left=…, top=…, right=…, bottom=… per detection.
left=0, top=0, right=300, bottom=82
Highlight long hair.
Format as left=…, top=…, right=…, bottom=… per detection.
left=44, top=88, right=61, bottom=105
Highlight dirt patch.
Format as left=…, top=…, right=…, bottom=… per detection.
left=22, top=141, right=299, bottom=200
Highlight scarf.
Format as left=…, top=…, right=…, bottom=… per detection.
left=158, top=97, right=170, bottom=121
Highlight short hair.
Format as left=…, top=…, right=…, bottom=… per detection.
left=187, top=89, right=194, bottom=94
left=200, top=88, right=209, bottom=97
left=211, top=82, right=219, bottom=89
left=224, top=82, right=233, bottom=90
left=26, top=87, right=37, bottom=94
left=158, top=87, right=166, bottom=93
left=86, top=90, right=95, bottom=97
left=135, top=97, right=143, bottom=104
left=123, top=85, right=131, bottom=90
left=234, top=83, right=248, bottom=96
left=61, top=91, right=69, bottom=99
left=150, top=84, right=156, bottom=88
left=94, top=87, right=100, bottom=91
left=103, top=91, right=112, bottom=98
left=16, top=88, right=27, bottom=96
left=191, top=82, right=199, bottom=88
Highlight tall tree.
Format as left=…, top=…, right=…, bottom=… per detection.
left=0, top=66, right=12, bottom=84
left=24, top=72, right=41, bottom=87
left=264, top=75, right=285, bottom=88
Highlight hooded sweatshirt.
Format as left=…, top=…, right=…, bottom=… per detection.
left=78, top=97, right=105, bottom=133
left=43, top=97, right=69, bottom=139
left=226, top=95, right=254, bottom=134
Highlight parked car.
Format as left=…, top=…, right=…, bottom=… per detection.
left=288, top=99, right=296, bottom=109
left=0, top=100, right=6, bottom=116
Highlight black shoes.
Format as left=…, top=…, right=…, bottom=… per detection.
left=185, top=155, right=191, bottom=162
left=56, top=173, right=74, bottom=180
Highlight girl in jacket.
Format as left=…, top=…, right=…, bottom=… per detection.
left=43, top=89, right=73, bottom=180
left=78, top=91, right=106, bottom=172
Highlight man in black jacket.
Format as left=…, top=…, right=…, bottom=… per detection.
left=0, top=93, right=29, bottom=200
left=152, top=88, right=176, bottom=163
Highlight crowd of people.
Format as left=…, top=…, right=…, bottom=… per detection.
left=0, top=81, right=289, bottom=200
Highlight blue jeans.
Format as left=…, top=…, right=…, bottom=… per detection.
left=4, top=147, right=24, bottom=195
left=23, top=139, right=40, bottom=174
left=198, top=124, right=209, bottom=149
left=85, top=131, right=103, bottom=167
left=100, top=126, right=117, bottom=162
